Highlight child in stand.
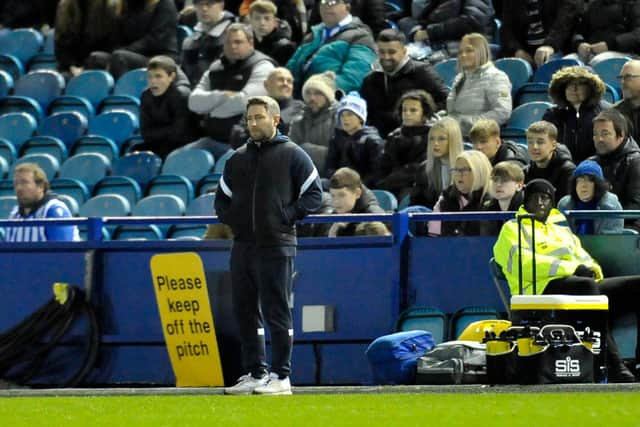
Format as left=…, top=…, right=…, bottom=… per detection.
left=325, top=92, right=384, bottom=187
left=376, top=89, right=440, bottom=201
left=480, top=161, right=525, bottom=236
left=326, top=167, right=385, bottom=237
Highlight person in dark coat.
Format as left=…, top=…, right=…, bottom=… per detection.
left=248, top=0, right=296, bottom=66
left=138, top=56, right=196, bottom=159
left=590, top=109, right=640, bottom=230
left=614, top=59, right=640, bottom=142
left=524, top=121, right=576, bottom=202
left=543, top=66, right=608, bottom=164
left=574, top=0, right=640, bottom=62
left=500, top=0, right=580, bottom=66
left=469, top=118, right=529, bottom=168
left=360, top=29, right=449, bottom=137
left=308, top=0, right=387, bottom=37
left=479, top=161, right=525, bottom=236
left=376, top=90, right=438, bottom=201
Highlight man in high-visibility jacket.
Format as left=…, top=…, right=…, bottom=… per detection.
left=493, top=178, right=638, bottom=382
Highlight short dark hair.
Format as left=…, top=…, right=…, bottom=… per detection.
left=376, top=28, right=406, bottom=44
left=594, top=109, right=628, bottom=138
left=147, top=55, right=177, bottom=75
left=396, top=89, right=437, bottom=123
left=329, top=167, right=361, bottom=191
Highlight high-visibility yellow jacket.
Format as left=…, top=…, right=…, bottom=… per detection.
left=493, top=207, right=603, bottom=295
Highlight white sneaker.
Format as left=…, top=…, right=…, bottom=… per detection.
left=254, top=373, right=292, bottom=395
left=224, top=373, right=268, bottom=395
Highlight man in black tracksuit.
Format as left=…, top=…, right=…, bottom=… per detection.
left=216, top=96, right=322, bottom=395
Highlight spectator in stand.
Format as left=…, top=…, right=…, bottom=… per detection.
left=180, top=0, right=237, bottom=86
left=239, top=0, right=307, bottom=43
left=574, top=0, right=640, bottom=64
left=54, top=0, right=120, bottom=78
left=187, top=23, right=275, bottom=158
left=229, top=67, right=304, bottom=148
left=400, top=0, right=495, bottom=59
left=325, top=92, right=384, bottom=186
left=479, top=161, right=525, bottom=236
left=289, top=71, right=339, bottom=173
left=286, top=0, right=377, bottom=97
left=427, top=150, right=493, bottom=237
left=86, top=0, right=178, bottom=79
left=614, top=60, right=640, bottom=142
left=248, top=0, right=296, bottom=66
left=138, top=56, right=196, bottom=159
left=590, top=109, right=640, bottom=230
left=446, top=33, right=512, bottom=137
left=5, top=163, right=79, bottom=242
left=524, top=120, right=576, bottom=202
left=354, top=221, right=391, bottom=236
left=326, top=167, right=385, bottom=237
left=409, top=117, right=465, bottom=209
left=360, top=29, right=449, bottom=137
left=376, top=90, right=439, bottom=201
left=308, top=0, right=386, bottom=37
left=557, top=160, right=624, bottom=235
left=500, top=0, right=581, bottom=67
left=469, top=118, right=529, bottom=168
left=543, top=66, right=608, bottom=164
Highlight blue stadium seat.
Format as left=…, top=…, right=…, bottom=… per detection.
left=533, top=58, right=582, bottom=83
left=495, top=58, right=533, bottom=97
left=111, top=151, right=162, bottom=189
left=0, top=54, right=24, bottom=81
left=604, top=83, right=620, bottom=104
left=433, top=58, right=458, bottom=88
left=93, top=176, right=142, bottom=208
left=28, top=54, right=57, bottom=71
left=197, top=174, right=220, bottom=196
left=371, top=189, right=398, bottom=212
left=147, top=174, right=195, bottom=206
left=12, top=153, right=60, bottom=181
left=57, top=193, right=79, bottom=216
left=58, top=153, right=111, bottom=191
left=0, top=195, right=17, bottom=218
left=79, top=193, right=132, bottom=237
left=39, top=112, right=88, bottom=149
left=0, top=138, right=16, bottom=167
left=0, top=28, right=43, bottom=64
left=166, top=192, right=214, bottom=239
left=592, top=56, right=631, bottom=98
left=396, top=306, right=448, bottom=344
left=504, top=101, right=553, bottom=131
left=100, top=68, right=147, bottom=117
left=20, top=136, right=68, bottom=164
left=71, top=135, right=119, bottom=162
left=0, top=96, right=43, bottom=123
left=48, top=96, right=95, bottom=120
left=0, top=112, right=38, bottom=150
left=121, top=135, right=145, bottom=155
left=0, top=156, right=8, bottom=178
left=117, top=194, right=186, bottom=239
left=112, top=224, right=163, bottom=240
left=515, top=82, right=551, bottom=106
left=64, top=70, right=115, bottom=110
left=43, top=29, right=55, bottom=55
left=0, top=179, right=14, bottom=196
left=13, top=70, right=66, bottom=112
left=177, top=25, right=193, bottom=55
left=88, top=110, right=139, bottom=147
left=213, top=149, right=234, bottom=171
left=162, top=148, right=215, bottom=186
left=0, top=69, right=13, bottom=98
left=450, top=306, right=500, bottom=340
left=50, top=177, right=91, bottom=207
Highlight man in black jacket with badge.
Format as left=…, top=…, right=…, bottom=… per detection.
left=216, top=95, right=322, bottom=395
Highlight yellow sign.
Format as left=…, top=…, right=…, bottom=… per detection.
left=151, top=252, right=224, bottom=386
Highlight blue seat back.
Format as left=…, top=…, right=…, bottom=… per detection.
left=112, top=224, right=163, bottom=240
left=57, top=193, right=79, bottom=216
left=14, top=70, right=65, bottom=111
left=48, top=96, right=95, bottom=120
left=80, top=194, right=132, bottom=217
left=93, top=176, right=142, bottom=208
left=0, top=137, right=16, bottom=166
left=89, top=110, right=139, bottom=147
left=0, top=195, right=17, bottom=218
left=111, top=151, right=162, bottom=189
left=515, top=82, right=551, bottom=106
left=65, top=70, right=115, bottom=109
left=450, top=306, right=500, bottom=340
left=186, top=193, right=216, bottom=216
left=396, top=306, right=447, bottom=344
left=505, top=101, right=553, bottom=130
left=162, top=149, right=215, bottom=185
left=50, top=177, right=91, bottom=206
left=433, top=58, right=458, bottom=87
left=0, top=69, right=13, bottom=98
left=592, top=56, right=631, bottom=96
left=0, top=156, right=8, bottom=178
left=0, top=96, right=43, bottom=123
left=39, top=111, right=88, bottom=148
left=114, top=68, right=148, bottom=98
left=12, top=153, right=60, bottom=181
left=59, top=153, right=111, bottom=190
left=20, top=136, right=68, bottom=164
left=533, top=58, right=582, bottom=83
left=0, top=112, right=37, bottom=150
left=148, top=174, right=195, bottom=207
left=197, top=174, right=220, bottom=196
left=132, top=194, right=186, bottom=236
left=371, top=189, right=398, bottom=212
left=0, top=54, right=23, bottom=81
left=71, top=135, right=119, bottom=162
left=28, top=54, right=57, bottom=71
left=495, top=58, right=533, bottom=97
left=0, top=29, right=43, bottom=64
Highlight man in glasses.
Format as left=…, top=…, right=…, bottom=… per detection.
left=590, top=109, right=640, bottom=230
left=286, top=0, right=376, bottom=97
left=614, top=60, right=640, bottom=142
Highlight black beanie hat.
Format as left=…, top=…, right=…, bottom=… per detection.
left=524, top=179, right=556, bottom=202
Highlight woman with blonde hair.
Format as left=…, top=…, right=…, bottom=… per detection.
left=446, top=33, right=512, bottom=137
left=428, top=149, right=493, bottom=236
left=409, top=117, right=464, bottom=209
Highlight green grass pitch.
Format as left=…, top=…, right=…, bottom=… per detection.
left=1, top=392, right=639, bottom=426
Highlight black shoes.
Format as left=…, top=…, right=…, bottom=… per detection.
left=608, top=361, right=636, bottom=383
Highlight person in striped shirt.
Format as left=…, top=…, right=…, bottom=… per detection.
left=5, top=163, right=79, bottom=242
